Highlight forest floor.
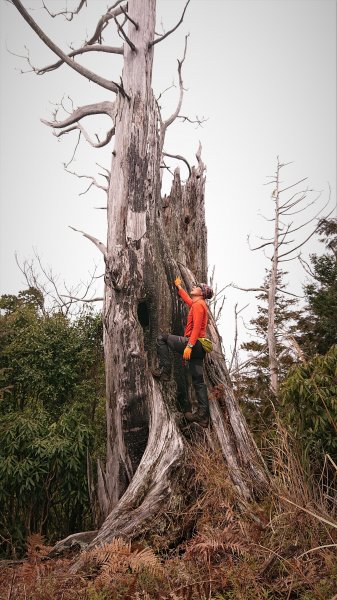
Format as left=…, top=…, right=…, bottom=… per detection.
left=1, top=431, right=336, bottom=600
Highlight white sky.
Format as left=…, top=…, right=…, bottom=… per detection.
left=0, top=0, right=336, bottom=358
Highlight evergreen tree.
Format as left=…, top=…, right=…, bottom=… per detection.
left=236, top=270, right=302, bottom=429
left=298, top=218, right=337, bottom=355
left=0, top=289, right=105, bottom=557
left=281, top=345, right=337, bottom=464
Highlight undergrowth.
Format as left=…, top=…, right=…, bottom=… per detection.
left=0, top=422, right=336, bottom=600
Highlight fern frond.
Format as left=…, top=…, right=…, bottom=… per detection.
left=84, top=537, right=131, bottom=566
left=26, top=533, right=50, bottom=560
left=129, top=547, right=164, bottom=576
left=186, top=525, right=249, bottom=562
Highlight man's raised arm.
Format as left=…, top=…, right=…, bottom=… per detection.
left=174, top=277, right=193, bottom=307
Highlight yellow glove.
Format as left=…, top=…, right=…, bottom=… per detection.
left=183, top=346, right=192, bottom=360
left=174, top=277, right=182, bottom=287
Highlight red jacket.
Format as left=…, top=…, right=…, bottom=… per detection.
left=178, top=288, right=208, bottom=347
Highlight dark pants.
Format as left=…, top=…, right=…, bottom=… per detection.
left=156, top=334, right=210, bottom=416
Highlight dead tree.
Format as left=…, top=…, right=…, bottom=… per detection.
left=233, top=157, right=333, bottom=397
left=11, top=0, right=268, bottom=548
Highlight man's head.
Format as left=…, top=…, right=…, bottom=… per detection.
left=190, top=283, right=214, bottom=300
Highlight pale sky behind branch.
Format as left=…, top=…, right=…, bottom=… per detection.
left=0, top=0, right=336, bottom=359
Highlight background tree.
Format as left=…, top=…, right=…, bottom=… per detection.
left=236, top=269, right=302, bottom=433
left=298, top=217, right=337, bottom=355
left=10, top=0, right=267, bottom=551
left=233, top=158, right=333, bottom=397
left=0, top=289, right=105, bottom=557
left=281, top=345, right=337, bottom=467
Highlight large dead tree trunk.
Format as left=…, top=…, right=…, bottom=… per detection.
left=12, top=0, right=268, bottom=551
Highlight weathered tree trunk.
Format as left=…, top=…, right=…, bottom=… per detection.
left=90, top=0, right=269, bottom=548
left=11, top=0, right=268, bottom=553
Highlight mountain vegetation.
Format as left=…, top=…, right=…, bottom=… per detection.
left=1, top=1, right=336, bottom=597
left=1, top=218, right=336, bottom=598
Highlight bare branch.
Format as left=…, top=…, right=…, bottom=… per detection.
left=41, top=0, right=87, bottom=21
left=41, top=101, right=115, bottom=129
left=285, top=335, right=306, bottom=362
left=163, top=152, right=191, bottom=178
left=86, top=3, right=126, bottom=45
left=65, top=168, right=108, bottom=195
left=275, top=287, right=303, bottom=298
left=64, top=130, right=81, bottom=168
left=279, top=189, right=310, bottom=209
left=278, top=205, right=335, bottom=259
left=119, top=4, right=139, bottom=30
left=249, top=238, right=274, bottom=251
left=156, top=81, right=176, bottom=102
left=230, top=346, right=269, bottom=376
left=11, top=0, right=123, bottom=94
left=278, top=177, right=308, bottom=194
left=298, top=254, right=317, bottom=278
left=279, top=253, right=301, bottom=263
left=77, top=123, right=115, bottom=148
left=114, top=15, right=136, bottom=51
left=163, top=34, right=189, bottom=129
left=231, top=284, right=266, bottom=293
left=160, top=162, right=174, bottom=177
left=209, top=283, right=231, bottom=302
left=150, top=0, right=190, bottom=46
left=37, top=44, right=123, bottom=75
left=41, top=101, right=116, bottom=149
left=285, top=199, right=330, bottom=235
left=61, top=295, right=103, bottom=303
left=96, top=162, right=111, bottom=184
left=279, top=193, right=308, bottom=212
left=69, top=226, right=107, bottom=258
left=229, top=303, right=249, bottom=373
left=178, top=114, right=208, bottom=127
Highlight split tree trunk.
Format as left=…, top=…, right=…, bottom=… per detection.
left=91, top=0, right=268, bottom=548
left=91, top=0, right=268, bottom=544
left=12, top=0, right=268, bottom=550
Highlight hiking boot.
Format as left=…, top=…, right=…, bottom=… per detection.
left=184, top=410, right=209, bottom=428
left=151, top=368, right=170, bottom=381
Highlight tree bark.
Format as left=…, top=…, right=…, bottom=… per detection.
left=89, top=0, right=268, bottom=547
left=12, top=0, right=269, bottom=553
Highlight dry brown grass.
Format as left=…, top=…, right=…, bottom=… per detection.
left=0, top=423, right=336, bottom=599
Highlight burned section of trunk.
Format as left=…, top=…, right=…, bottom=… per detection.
left=96, top=0, right=189, bottom=534
left=162, top=158, right=268, bottom=499
left=93, top=0, right=267, bottom=547
left=162, top=148, right=207, bottom=283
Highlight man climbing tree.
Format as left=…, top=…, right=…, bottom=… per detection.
left=154, top=277, right=213, bottom=428
left=10, top=0, right=268, bottom=550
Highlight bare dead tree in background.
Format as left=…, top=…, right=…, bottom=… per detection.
left=10, top=0, right=268, bottom=551
left=233, top=157, right=333, bottom=397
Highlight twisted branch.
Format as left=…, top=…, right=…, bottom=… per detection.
left=11, top=0, right=124, bottom=94
left=162, top=34, right=188, bottom=130
left=69, top=226, right=107, bottom=258
left=41, top=0, right=87, bottom=21
left=163, top=152, right=191, bottom=178
left=37, top=44, right=123, bottom=75
left=41, top=101, right=115, bottom=129
left=150, top=0, right=190, bottom=47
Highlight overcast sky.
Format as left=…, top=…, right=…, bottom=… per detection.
left=0, top=0, right=336, bottom=357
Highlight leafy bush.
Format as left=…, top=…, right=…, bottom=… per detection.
left=0, top=290, right=105, bottom=557
left=281, top=345, right=337, bottom=461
